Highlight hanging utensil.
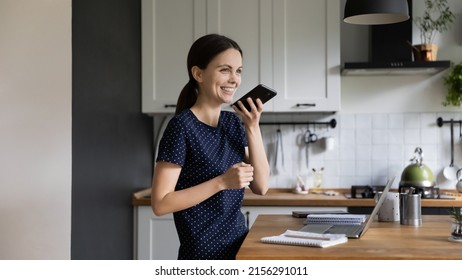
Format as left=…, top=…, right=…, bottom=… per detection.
left=303, top=128, right=317, bottom=169
left=443, top=120, right=459, bottom=181
left=273, top=128, right=285, bottom=175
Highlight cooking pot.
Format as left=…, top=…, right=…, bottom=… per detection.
left=399, top=147, right=435, bottom=188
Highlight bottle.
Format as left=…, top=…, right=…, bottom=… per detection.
left=312, top=168, right=324, bottom=190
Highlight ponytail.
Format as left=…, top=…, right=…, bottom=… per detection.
left=175, top=79, right=197, bottom=115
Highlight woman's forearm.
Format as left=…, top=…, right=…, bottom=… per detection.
left=245, top=125, right=270, bottom=195
left=151, top=164, right=224, bottom=216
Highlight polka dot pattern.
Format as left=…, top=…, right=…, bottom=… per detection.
left=157, top=109, right=248, bottom=260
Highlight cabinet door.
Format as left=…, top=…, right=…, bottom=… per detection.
left=271, top=0, right=340, bottom=112
left=205, top=0, right=272, bottom=111
left=142, top=0, right=340, bottom=114
left=134, top=206, right=179, bottom=260
left=141, top=0, right=206, bottom=114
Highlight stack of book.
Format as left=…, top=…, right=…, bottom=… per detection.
left=304, top=214, right=366, bottom=225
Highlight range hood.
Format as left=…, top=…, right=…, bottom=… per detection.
left=342, top=60, right=451, bottom=75
left=342, top=0, right=450, bottom=76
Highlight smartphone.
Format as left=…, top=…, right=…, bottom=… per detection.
left=232, top=84, right=277, bottom=111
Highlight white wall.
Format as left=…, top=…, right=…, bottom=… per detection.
left=0, top=0, right=72, bottom=259
left=341, top=0, right=462, bottom=114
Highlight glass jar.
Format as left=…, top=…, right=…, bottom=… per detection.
left=451, top=222, right=462, bottom=240
left=312, top=168, right=324, bottom=190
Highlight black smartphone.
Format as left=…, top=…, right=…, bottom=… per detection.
left=232, top=84, right=277, bottom=111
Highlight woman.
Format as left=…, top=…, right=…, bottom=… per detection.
left=151, top=34, right=270, bottom=260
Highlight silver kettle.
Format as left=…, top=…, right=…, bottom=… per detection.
left=456, top=169, right=462, bottom=193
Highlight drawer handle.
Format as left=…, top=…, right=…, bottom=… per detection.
left=164, top=104, right=176, bottom=108
left=296, top=103, right=316, bottom=107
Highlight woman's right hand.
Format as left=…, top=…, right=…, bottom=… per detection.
left=220, top=162, right=254, bottom=190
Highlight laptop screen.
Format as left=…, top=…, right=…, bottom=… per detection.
left=359, top=176, right=395, bottom=237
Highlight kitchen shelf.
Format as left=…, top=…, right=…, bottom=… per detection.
left=259, top=118, right=337, bottom=128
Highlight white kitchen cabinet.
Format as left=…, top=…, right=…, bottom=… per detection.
left=133, top=204, right=346, bottom=260
left=270, top=0, right=340, bottom=112
left=133, top=206, right=179, bottom=260
left=141, top=0, right=199, bottom=113
left=141, top=0, right=340, bottom=114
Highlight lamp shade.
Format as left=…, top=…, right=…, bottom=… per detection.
left=344, top=0, right=409, bottom=25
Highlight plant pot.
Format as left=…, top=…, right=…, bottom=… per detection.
left=412, top=44, right=438, bottom=61
left=451, top=222, right=462, bottom=240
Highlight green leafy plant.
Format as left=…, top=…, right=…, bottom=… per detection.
left=443, top=62, right=462, bottom=107
left=414, top=0, right=455, bottom=45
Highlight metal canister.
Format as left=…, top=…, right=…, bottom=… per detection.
left=399, top=192, right=422, bottom=227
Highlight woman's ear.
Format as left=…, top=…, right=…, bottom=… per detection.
left=191, top=66, right=203, bottom=83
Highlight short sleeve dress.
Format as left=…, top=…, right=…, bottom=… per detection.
left=156, top=109, right=249, bottom=260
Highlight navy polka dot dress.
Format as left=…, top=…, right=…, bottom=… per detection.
left=156, top=109, right=249, bottom=260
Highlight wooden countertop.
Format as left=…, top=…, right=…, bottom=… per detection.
left=242, top=188, right=462, bottom=207
left=132, top=188, right=462, bottom=207
left=236, top=214, right=462, bottom=260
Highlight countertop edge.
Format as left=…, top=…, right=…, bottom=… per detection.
left=132, top=188, right=462, bottom=207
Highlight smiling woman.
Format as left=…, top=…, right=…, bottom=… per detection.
left=150, top=34, right=270, bottom=260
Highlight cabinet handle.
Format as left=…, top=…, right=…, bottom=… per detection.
left=296, top=103, right=316, bottom=107
left=164, top=104, right=176, bottom=108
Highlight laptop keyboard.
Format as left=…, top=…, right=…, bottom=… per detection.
left=326, top=225, right=364, bottom=236
left=300, top=224, right=364, bottom=237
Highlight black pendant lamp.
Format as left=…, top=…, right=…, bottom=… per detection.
left=344, top=0, right=409, bottom=25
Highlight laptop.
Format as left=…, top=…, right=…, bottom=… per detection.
left=300, top=177, right=395, bottom=239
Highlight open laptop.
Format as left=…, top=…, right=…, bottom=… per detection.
left=300, top=177, right=395, bottom=239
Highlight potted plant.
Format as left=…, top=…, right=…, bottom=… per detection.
left=413, top=0, right=455, bottom=61
left=443, top=61, right=462, bottom=106
left=449, top=207, right=462, bottom=240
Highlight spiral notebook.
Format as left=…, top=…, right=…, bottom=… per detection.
left=261, top=229, right=348, bottom=248
left=304, top=214, right=367, bottom=225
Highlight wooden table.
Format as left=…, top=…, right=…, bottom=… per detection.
left=236, top=215, right=462, bottom=260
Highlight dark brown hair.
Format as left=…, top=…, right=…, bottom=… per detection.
left=175, top=34, right=243, bottom=114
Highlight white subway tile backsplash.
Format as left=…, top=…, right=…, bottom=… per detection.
left=372, top=114, right=388, bottom=129
left=372, top=129, right=388, bottom=145
left=389, top=114, right=404, bottom=129
left=356, top=161, right=372, bottom=177
left=404, top=113, right=421, bottom=128
left=372, top=145, right=388, bottom=160
left=356, top=129, right=372, bottom=145
left=420, top=113, right=437, bottom=128
left=340, top=114, right=356, bottom=129
left=372, top=160, right=388, bottom=178
left=356, top=145, right=371, bottom=160
left=340, top=160, right=356, bottom=176
left=355, top=114, right=372, bottom=129
left=421, top=128, right=438, bottom=145
left=404, top=128, right=421, bottom=145
left=388, top=145, right=404, bottom=161
left=260, top=112, right=461, bottom=189
left=388, top=128, right=404, bottom=145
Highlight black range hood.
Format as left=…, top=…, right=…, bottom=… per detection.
left=342, top=60, right=451, bottom=75
left=342, top=0, right=450, bottom=76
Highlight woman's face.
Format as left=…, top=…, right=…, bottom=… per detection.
left=194, top=48, right=242, bottom=106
